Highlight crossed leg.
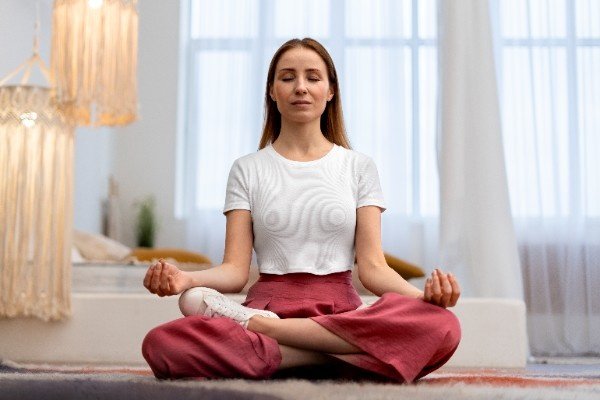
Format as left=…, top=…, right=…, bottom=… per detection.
left=248, top=315, right=362, bottom=370
left=278, top=345, right=331, bottom=369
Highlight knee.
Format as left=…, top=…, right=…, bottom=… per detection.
left=142, top=327, right=173, bottom=379
left=437, top=309, right=462, bottom=352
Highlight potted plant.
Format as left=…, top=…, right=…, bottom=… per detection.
left=134, top=195, right=157, bottom=248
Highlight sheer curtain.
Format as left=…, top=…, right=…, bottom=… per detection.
left=344, top=0, right=441, bottom=272
left=490, top=0, right=600, bottom=355
left=181, top=0, right=442, bottom=272
left=437, top=0, right=523, bottom=300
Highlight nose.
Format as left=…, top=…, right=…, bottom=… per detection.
left=295, top=78, right=308, bottom=94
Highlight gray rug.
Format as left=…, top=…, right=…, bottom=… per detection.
left=2, top=372, right=600, bottom=400
left=2, top=360, right=600, bottom=400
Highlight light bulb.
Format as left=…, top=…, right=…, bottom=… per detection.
left=20, top=111, right=38, bottom=128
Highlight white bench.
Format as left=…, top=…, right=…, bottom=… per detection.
left=0, top=293, right=528, bottom=368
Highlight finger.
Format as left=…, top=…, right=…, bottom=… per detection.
left=150, top=261, right=163, bottom=292
left=433, top=270, right=449, bottom=308
left=143, top=262, right=157, bottom=291
left=423, top=278, right=433, bottom=302
left=159, top=262, right=171, bottom=294
left=438, top=269, right=453, bottom=308
left=157, top=259, right=170, bottom=295
left=448, top=273, right=461, bottom=307
left=431, top=270, right=442, bottom=304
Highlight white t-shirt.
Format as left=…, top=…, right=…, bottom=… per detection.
left=222, top=143, right=386, bottom=275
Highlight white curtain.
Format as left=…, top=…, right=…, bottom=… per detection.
left=490, top=0, right=600, bottom=355
left=343, top=0, right=441, bottom=273
left=437, top=0, right=523, bottom=300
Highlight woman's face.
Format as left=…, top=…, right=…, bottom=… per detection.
left=270, top=47, right=334, bottom=126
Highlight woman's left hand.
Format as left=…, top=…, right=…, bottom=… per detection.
left=420, top=269, right=461, bottom=308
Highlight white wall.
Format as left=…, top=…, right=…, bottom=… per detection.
left=1, top=0, right=185, bottom=247
left=73, top=127, right=114, bottom=233
left=112, top=0, right=186, bottom=248
left=0, top=1, right=51, bottom=86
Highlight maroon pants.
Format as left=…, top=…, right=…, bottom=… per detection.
left=142, top=271, right=461, bottom=382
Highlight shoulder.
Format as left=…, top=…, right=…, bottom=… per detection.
left=337, top=146, right=374, bottom=164
left=336, top=146, right=377, bottom=176
left=230, top=147, right=271, bottom=170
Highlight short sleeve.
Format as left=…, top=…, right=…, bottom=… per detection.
left=356, top=157, right=387, bottom=212
left=222, top=159, right=251, bottom=215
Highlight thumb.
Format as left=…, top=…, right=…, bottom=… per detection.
left=423, top=278, right=433, bottom=302
left=168, top=274, right=182, bottom=292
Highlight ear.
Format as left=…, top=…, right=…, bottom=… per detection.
left=327, top=84, right=334, bottom=101
left=269, top=86, right=275, bottom=102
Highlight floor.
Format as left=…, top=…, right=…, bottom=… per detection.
left=527, top=357, right=600, bottom=376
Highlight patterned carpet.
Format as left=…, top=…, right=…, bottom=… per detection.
left=1, top=360, right=599, bottom=400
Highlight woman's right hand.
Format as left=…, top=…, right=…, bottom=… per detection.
left=143, top=259, right=193, bottom=297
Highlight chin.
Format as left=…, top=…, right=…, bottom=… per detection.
left=285, top=116, right=320, bottom=124
left=281, top=111, right=324, bottom=124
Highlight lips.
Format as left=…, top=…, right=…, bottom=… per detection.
left=291, top=100, right=311, bottom=105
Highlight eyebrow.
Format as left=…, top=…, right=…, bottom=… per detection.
left=277, top=68, right=323, bottom=73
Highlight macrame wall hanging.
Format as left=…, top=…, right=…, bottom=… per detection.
left=51, top=0, right=139, bottom=126
left=0, top=13, right=74, bottom=321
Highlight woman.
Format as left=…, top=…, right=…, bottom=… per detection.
left=142, top=38, right=461, bottom=382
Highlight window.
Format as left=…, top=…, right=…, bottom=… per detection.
left=179, top=0, right=440, bottom=219
left=493, top=0, right=600, bottom=218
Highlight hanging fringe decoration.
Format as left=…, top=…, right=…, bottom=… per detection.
left=51, top=0, right=139, bottom=126
left=0, top=6, right=74, bottom=321
left=0, top=85, right=74, bottom=321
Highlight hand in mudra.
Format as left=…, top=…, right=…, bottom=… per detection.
left=143, top=259, right=192, bottom=297
left=420, top=269, right=461, bottom=308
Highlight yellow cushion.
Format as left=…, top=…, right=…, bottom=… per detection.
left=130, top=248, right=212, bottom=265
left=384, top=252, right=425, bottom=279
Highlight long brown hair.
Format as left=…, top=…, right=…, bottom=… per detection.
left=258, top=38, right=352, bottom=150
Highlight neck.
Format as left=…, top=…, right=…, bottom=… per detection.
left=276, top=118, right=330, bottom=152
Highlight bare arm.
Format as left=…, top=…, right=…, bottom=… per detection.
left=143, top=209, right=254, bottom=295
left=355, top=206, right=423, bottom=298
left=355, top=206, right=460, bottom=307
left=187, top=209, right=253, bottom=292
